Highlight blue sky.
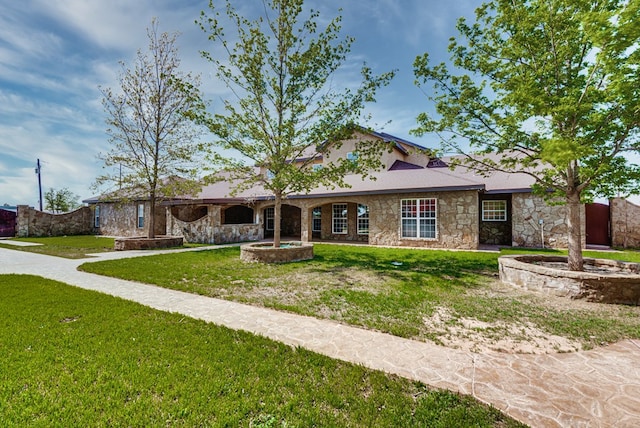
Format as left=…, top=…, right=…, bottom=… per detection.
left=0, top=0, right=482, bottom=207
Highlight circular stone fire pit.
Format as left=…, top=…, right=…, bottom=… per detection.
left=499, top=254, right=640, bottom=305
left=240, top=241, right=314, bottom=263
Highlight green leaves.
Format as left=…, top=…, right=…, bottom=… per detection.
left=97, top=19, right=206, bottom=212
left=195, top=1, right=395, bottom=244
left=413, top=0, right=640, bottom=270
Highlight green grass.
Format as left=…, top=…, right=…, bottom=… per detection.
left=0, top=236, right=115, bottom=258
left=79, top=244, right=640, bottom=349
left=0, top=274, right=523, bottom=427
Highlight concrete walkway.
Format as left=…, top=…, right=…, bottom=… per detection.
left=1, top=245, right=640, bottom=427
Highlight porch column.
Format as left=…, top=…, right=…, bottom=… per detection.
left=300, top=206, right=311, bottom=243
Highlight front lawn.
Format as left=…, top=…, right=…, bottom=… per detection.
left=0, top=274, right=523, bottom=427
left=79, top=244, right=640, bottom=351
left=0, top=235, right=115, bottom=258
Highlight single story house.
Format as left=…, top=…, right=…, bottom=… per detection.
left=84, top=129, right=589, bottom=250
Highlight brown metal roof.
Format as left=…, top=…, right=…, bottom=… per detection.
left=189, top=160, right=535, bottom=203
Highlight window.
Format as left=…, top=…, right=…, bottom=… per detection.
left=137, top=203, right=145, bottom=228
left=265, top=207, right=274, bottom=231
left=332, top=203, right=347, bottom=234
left=482, top=200, right=507, bottom=221
left=312, top=207, right=322, bottom=232
left=401, top=198, right=437, bottom=239
left=94, top=205, right=100, bottom=228
left=357, top=204, right=369, bottom=235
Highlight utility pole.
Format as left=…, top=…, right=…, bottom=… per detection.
left=35, top=159, right=43, bottom=211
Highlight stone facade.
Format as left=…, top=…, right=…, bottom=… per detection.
left=610, top=198, right=640, bottom=248
left=367, top=191, right=478, bottom=249
left=16, top=205, right=94, bottom=237
left=167, top=205, right=262, bottom=244
left=253, top=190, right=480, bottom=250
left=511, top=193, right=584, bottom=248
left=96, top=201, right=165, bottom=238
left=89, top=190, right=605, bottom=251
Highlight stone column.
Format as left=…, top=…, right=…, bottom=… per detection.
left=300, top=204, right=310, bottom=243
left=16, top=205, right=31, bottom=237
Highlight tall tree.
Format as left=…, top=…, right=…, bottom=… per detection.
left=413, top=0, right=640, bottom=270
left=97, top=19, right=206, bottom=238
left=44, top=187, right=79, bottom=213
left=195, top=0, right=395, bottom=247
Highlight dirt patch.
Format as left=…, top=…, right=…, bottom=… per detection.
left=423, top=306, right=582, bottom=354
left=211, top=265, right=640, bottom=355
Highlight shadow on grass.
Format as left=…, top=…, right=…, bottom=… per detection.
left=310, top=245, right=499, bottom=288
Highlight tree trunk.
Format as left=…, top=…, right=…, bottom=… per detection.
left=566, top=190, right=583, bottom=271
left=148, top=191, right=156, bottom=239
left=273, top=191, right=282, bottom=248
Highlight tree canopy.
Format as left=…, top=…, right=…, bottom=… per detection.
left=96, top=19, right=206, bottom=238
left=195, top=0, right=395, bottom=247
left=44, top=187, right=79, bottom=213
left=413, top=0, right=640, bottom=270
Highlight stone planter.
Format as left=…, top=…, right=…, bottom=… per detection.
left=240, top=241, right=314, bottom=263
left=114, top=236, right=184, bottom=251
left=499, top=254, right=640, bottom=305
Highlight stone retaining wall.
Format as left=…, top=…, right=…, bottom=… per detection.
left=16, top=205, right=94, bottom=237
left=499, top=255, right=640, bottom=305
left=240, top=242, right=314, bottom=263
left=114, top=236, right=184, bottom=251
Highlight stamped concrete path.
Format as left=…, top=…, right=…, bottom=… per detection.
left=1, top=245, right=640, bottom=427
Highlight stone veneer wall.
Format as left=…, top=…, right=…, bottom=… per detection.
left=167, top=205, right=263, bottom=244
left=95, top=201, right=166, bottom=238
left=610, top=198, right=640, bottom=248
left=16, top=205, right=93, bottom=237
left=254, top=190, right=480, bottom=250
left=368, top=191, right=479, bottom=249
left=97, top=202, right=142, bottom=237
left=511, top=193, right=585, bottom=248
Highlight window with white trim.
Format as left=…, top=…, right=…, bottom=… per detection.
left=94, top=205, right=100, bottom=228
left=401, top=198, right=437, bottom=239
left=332, top=203, right=347, bottom=234
left=137, top=203, right=145, bottom=228
left=312, top=207, right=322, bottom=232
left=265, top=207, right=274, bottom=231
left=482, top=200, right=507, bottom=221
left=357, top=204, right=369, bottom=235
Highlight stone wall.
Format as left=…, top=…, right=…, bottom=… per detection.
left=95, top=201, right=165, bottom=237
left=16, top=205, right=94, bottom=237
left=511, top=193, right=584, bottom=248
left=368, top=191, right=479, bottom=249
left=167, top=205, right=262, bottom=244
left=255, top=190, right=480, bottom=250
left=610, top=198, right=640, bottom=248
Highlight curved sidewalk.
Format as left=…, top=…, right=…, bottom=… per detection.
left=1, top=246, right=639, bottom=427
